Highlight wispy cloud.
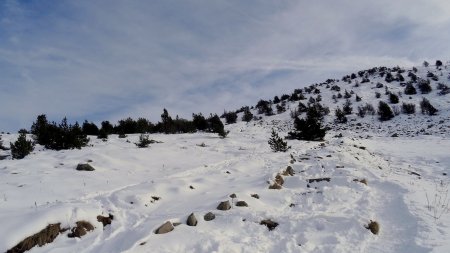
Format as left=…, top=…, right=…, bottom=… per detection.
left=1, top=0, right=449, bottom=131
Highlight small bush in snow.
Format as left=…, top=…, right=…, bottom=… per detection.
left=135, top=134, right=153, bottom=148
left=241, top=108, right=253, bottom=122
left=401, top=103, right=416, bottom=114
left=420, top=98, right=438, bottom=115
left=10, top=133, right=34, bottom=159
left=404, top=83, right=417, bottom=95
left=343, top=99, right=353, bottom=115
left=268, top=129, right=290, bottom=152
left=417, top=79, right=432, bottom=94
left=335, top=107, right=348, bottom=123
left=377, top=101, right=394, bottom=121
left=389, top=93, right=399, bottom=104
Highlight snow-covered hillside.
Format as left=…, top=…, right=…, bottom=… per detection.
left=1, top=63, right=450, bottom=253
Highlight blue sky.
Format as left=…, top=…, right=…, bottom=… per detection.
left=1, top=0, right=450, bottom=131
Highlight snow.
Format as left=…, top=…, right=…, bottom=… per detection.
left=1, top=63, right=450, bottom=252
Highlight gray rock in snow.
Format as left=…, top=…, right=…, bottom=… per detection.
left=155, top=221, right=174, bottom=234
left=186, top=213, right=198, bottom=226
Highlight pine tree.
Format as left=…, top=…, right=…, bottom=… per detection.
left=377, top=101, right=394, bottom=121
left=268, top=129, right=290, bottom=152
left=208, top=114, right=229, bottom=138
left=242, top=108, right=253, bottom=122
left=420, top=98, right=438, bottom=115
left=288, top=104, right=327, bottom=141
left=335, top=107, right=347, bottom=123
left=10, top=133, right=34, bottom=159
left=135, top=134, right=152, bottom=148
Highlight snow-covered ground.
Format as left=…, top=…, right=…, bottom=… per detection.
left=1, top=64, right=450, bottom=252
left=1, top=124, right=449, bottom=253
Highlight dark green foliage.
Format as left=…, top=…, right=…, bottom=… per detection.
left=281, top=94, right=290, bottom=101
left=10, top=133, right=34, bottom=159
left=136, top=118, right=153, bottom=133
left=100, top=121, right=114, bottom=135
left=276, top=104, right=286, bottom=114
left=173, top=117, right=197, bottom=133
left=31, top=114, right=51, bottom=145
left=298, top=102, right=308, bottom=113
left=344, top=90, right=352, bottom=99
left=418, top=79, right=432, bottom=94
left=401, top=103, right=416, bottom=114
left=208, top=114, right=229, bottom=138
left=193, top=113, right=209, bottom=131
left=18, top=129, right=28, bottom=134
left=377, top=101, right=394, bottom=121
left=135, top=134, right=153, bottom=148
left=375, top=92, right=381, bottom=99
left=343, top=99, right=353, bottom=115
left=97, top=129, right=108, bottom=140
left=335, top=107, right=347, bottom=123
left=256, top=100, right=273, bottom=116
left=436, top=60, right=442, bottom=67
left=82, top=121, right=99, bottom=136
left=355, top=94, right=362, bottom=102
left=268, top=129, right=290, bottom=152
left=389, top=93, right=399, bottom=104
left=437, top=83, right=450, bottom=95
left=420, top=98, right=438, bottom=115
left=31, top=115, right=89, bottom=150
left=385, top=72, right=394, bottom=83
left=273, top=96, right=281, bottom=104
left=223, top=111, right=238, bottom=124
left=158, top=109, right=176, bottom=134
left=357, top=103, right=375, bottom=118
left=115, top=117, right=138, bottom=135
left=404, top=83, right=417, bottom=95
left=242, top=108, right=253, bottom=122
left=423, top=61, right=429, bottom=67
left=288, top=104, right=327, bottom=141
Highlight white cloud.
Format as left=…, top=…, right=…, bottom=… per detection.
left=1, top=0, right=449, bottom=130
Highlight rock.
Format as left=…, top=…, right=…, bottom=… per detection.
left=186, top=213, right=198, bottom=226
left=307, top=178, right=331, bottom=183
left=68, top=221, right=94, bottom=238
left=275, top=174, right=284, bottom=185
left=76, top=163, right=95, bottom=171
left=97, top=214, right=114, bottom=228
left=235, top=201, right=248, bottom=207
left=391, top=133, right=399, bottom=137
left=155, top=221, right=174, bottom=234
left=260, top=219, right=279, bottom=231
left=229, top=193, right=237, bottom=198
left=251, top=194, right=260, bottom=199
left=204, top=212, right=216, bottom=221
left=269, top=183, right=282, bottom=190
left=217, top=200, right=231, bottom=211
left=365, top=220, right=380, bottom=235
left=282, top=166, right=295, bottom=176
left=7, top=223, right=61, bottom=253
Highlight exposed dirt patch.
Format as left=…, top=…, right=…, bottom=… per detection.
left=7, top=223, right=61, bottom=253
